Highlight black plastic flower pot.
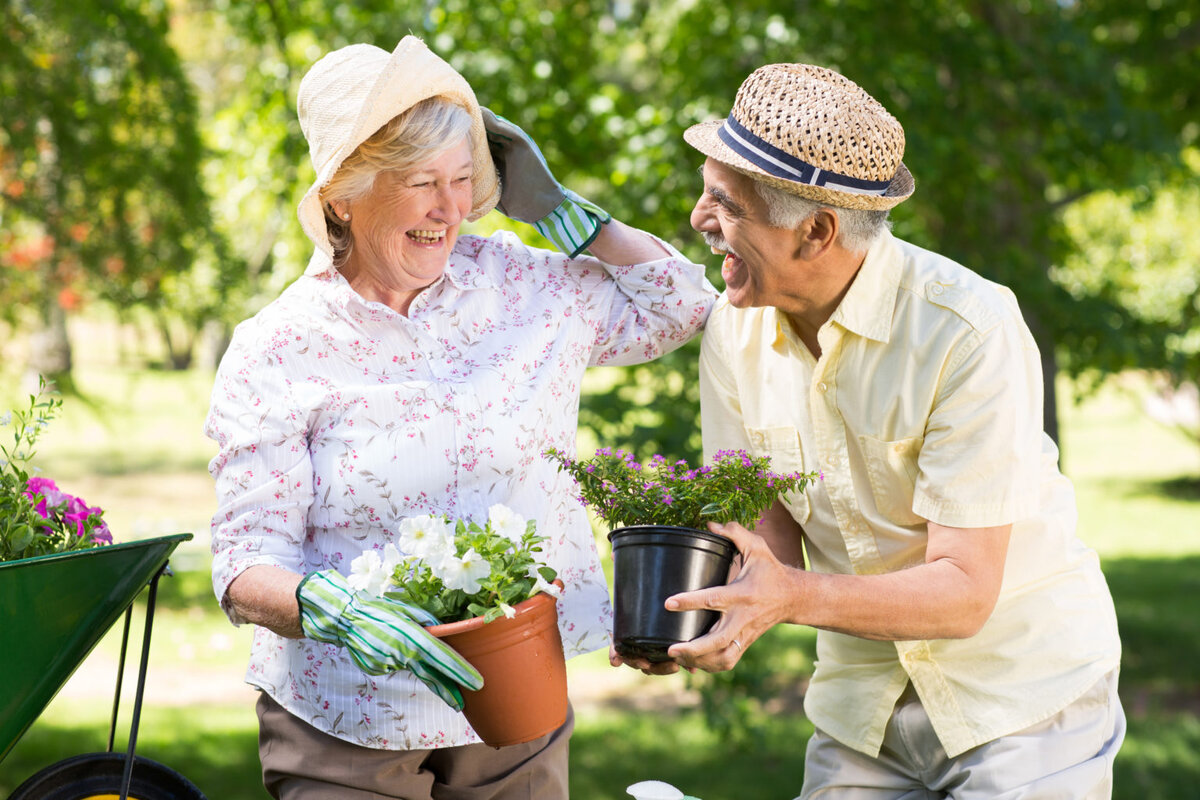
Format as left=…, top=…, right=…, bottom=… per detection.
left=608, top=525, right=736, bottom=662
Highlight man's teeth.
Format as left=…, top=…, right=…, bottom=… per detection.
left=408, top=230, right=446, bottom=243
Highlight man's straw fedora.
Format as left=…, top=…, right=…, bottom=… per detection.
left=296, top=36, right=500, bottom=259
left=685, top=63, right=914, bottom=211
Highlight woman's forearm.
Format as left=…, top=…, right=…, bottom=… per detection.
left=226, top=564, right=306, bottom=639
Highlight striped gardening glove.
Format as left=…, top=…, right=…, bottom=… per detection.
left=482, top=107, right=612, bottom=257
left=296, top=570, right=483, bottom=710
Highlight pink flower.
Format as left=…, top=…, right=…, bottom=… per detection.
left=24, top=477, right=68, bottom=520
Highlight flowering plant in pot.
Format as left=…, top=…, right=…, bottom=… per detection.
left=1, top=382, right=113, bottom=563
left=347, top=504, right=566, bottom=747
left=546, top=447, right=819, bottom=661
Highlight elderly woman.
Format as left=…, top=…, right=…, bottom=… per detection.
left=204, top=36, right=715, bottom=800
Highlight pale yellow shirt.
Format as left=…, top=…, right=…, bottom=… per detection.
left=698, top=231, right=1121, bottom=758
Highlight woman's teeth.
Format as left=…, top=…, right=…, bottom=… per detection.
left=408, top=230, right=445, bottom=244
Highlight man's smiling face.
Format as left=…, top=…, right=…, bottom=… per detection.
left=690, top=158, right=801, bottom=310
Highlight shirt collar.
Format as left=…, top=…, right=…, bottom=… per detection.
left=827, top=229, right=902, bottom=344
left=302, top=236, right=502, bottom=301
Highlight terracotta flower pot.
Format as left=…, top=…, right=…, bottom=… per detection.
left=426, top=584, right=567, bottom=748
left=608, top=525, right=736, bottom=662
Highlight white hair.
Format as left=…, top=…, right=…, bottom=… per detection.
left=753, top=181, right=892, bottom=252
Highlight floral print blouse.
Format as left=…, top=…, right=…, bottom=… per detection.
left=205, top=231, right=715, bottom=750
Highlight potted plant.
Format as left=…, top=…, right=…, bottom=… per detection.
left=546, top=447, right=819, bottom=662
left=2, top=381, right=113, bottom=562
left=346, top=505, right=565, bottom=747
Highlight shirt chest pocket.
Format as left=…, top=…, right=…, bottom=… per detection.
left=859, top=434, right=925, bottom=527
left=744, top=425, right=811, bottom=526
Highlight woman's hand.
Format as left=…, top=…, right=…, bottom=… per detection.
left=609, top=644, right=685, bottom=676
left=481, top=107, right=610, bottom=257
left=296, top=569, right=483, bottom=710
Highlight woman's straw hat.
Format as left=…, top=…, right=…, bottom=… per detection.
left=296, top=36, right=500, bottom=257
left=684, top=64, right=914, bottom=211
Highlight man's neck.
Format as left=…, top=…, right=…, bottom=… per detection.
left=781, top=247, right=867, bottom=359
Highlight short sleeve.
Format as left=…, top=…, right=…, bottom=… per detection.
left=911, top=310, right=1044, bottom=528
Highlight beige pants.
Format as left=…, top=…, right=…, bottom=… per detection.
left=799, top=669, right=1125, bottom=799
left=256, top=692, right=573, bottom=800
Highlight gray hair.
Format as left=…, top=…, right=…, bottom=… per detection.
left=320, top=97, right=474, bottom=267
left=753, top=180, right=892, bottom=252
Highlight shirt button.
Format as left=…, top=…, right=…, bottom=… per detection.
left=817, top=381, right=829, bottom=393
left=930, top=284, right=944, bottom=296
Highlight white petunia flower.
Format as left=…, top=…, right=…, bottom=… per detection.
left=499, top=602, right=517, bottom=619
left=396, top=514, right=456, bottom=562
left=531, top=573, right=562, bottom=598
left=347, top=549, right=388, bottom=595
left=380, top=542, right=403, bottom=568
left=487, top=503, right=527, bottom=542
left=437, top=547, right=492, bottom=594
left=626, top=781, right=688, bottom=800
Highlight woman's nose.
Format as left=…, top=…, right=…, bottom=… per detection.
left=431, top=185, right=465, bottom=223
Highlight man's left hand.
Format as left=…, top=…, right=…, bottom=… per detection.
left=665, top=520, right=803, bottom=672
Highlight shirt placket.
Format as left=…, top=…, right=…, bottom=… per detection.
left=810, top=327, right=886, bottom=576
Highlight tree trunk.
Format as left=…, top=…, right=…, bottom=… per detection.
left=25, top=299, right=74, bottom=394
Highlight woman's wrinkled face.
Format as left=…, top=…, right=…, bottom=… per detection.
left=345, top=137, right=474, bottom=296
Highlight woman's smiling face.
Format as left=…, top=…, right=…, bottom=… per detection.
left=343, top=137, right=474, bottom=304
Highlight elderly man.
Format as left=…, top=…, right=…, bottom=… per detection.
left=648, top=64, right=1124, bottom=797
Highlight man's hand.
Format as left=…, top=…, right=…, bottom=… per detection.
left=665, top=521, right=803, bottom=672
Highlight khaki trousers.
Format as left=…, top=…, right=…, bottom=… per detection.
left=256, top=692, right=573, bottom=800
left=799, top=669, right=1125, bottom=799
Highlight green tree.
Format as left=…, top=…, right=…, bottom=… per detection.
left=0, top=0, right=218, bottom=384
left=197, top=1, right=1197, bottom=454
left=1056, top=152, right=1200, bottom=456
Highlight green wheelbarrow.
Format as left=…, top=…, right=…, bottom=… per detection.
left=0, top=533, right=207, bottom=799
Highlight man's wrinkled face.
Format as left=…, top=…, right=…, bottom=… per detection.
left=690, top=159, right=798, bottom=309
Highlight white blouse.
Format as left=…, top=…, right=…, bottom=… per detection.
left=205, top=231, right=715, bottom=749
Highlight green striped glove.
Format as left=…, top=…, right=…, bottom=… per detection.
left=296, top=570, right=483, bottom=711
left=482, top=107, right=612, bottom=257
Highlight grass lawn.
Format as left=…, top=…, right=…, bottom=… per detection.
left=1, top=335, right=1198, bottom=797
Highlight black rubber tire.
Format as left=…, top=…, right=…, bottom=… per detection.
left=7, top=752, right=207, bottom=800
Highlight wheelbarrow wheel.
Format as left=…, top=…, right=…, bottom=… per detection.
left=7, top=752, right=207, bottom=800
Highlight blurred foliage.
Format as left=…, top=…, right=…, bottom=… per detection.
left=684, top=624, right=817, bottom=750
left=0, top=0, right=229, bottom=374
left=1056, top=150, right=1200, bottom=396
left=191, top=0, right=1198, bottom=452
left=3, top=0, right=1198, bottom=440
